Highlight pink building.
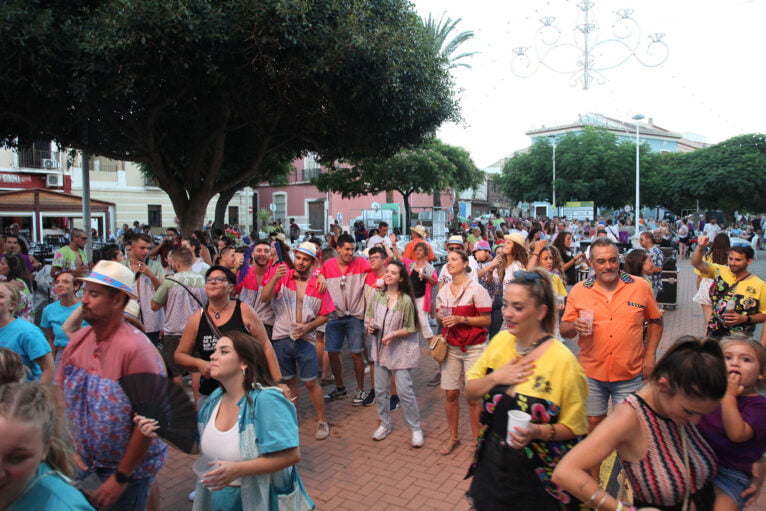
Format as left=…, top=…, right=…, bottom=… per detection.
left=253, top=156, right=454, bottom=234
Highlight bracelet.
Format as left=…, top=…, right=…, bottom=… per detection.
left=547, top=423, right=556, bottom=441
left=533, top=252, right=540, bottom=257
left=594, top=492, right=609, bottom=510
left=616, top=501, right=624, bottom=511
left=585, top=488, right=603, bottom=506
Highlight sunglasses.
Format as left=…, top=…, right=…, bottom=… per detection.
left=513, top=270, right=542, bottom=282
left=731, top=242, right=750, bottom=247
left=205, top=276, right=229, bottom=284
left=447, top=246, right=462, bottom=251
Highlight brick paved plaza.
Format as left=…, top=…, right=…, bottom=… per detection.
left=156, top=255, right=766, bottom=510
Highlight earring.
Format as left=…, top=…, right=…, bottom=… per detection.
left=242, top=367, right=246, bottom=376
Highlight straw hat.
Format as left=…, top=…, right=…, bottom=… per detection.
left=78, top=260, right=137, bottom=299
left=294, top=241, right=317, bottom=259
left=446, top=235, right=464, bottom=246
left=504, top=232, right=526, bottom=250
left=410, top=225, right=427, bottom=239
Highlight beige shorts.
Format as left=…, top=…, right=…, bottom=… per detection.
left=441, top=343, right=486, bottom=391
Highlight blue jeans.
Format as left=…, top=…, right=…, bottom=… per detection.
left=585, top=375, right=643, bottom=416
left=80, top=468, right=154, bottom=511
left=714, top=465, right=750, bottom=509
left=325, top=316, right=365, bottom=353
left=272, top=338, right=319, bottom=381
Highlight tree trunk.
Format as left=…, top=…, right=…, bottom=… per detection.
left=401, top=191, right=412, bottom=233
left=214, top=187, right=239, bottom=233
left=433, top=190, right=441, bottom=208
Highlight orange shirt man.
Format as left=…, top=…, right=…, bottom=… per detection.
left=402, top=225, right=435, bottom=262
left=560, top=238, right=663, bottom=431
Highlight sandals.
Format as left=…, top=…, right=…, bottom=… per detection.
left=439, top=437, right=461, bottom=456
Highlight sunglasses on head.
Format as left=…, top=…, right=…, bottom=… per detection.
left=513, top=270, right=542, bottom=282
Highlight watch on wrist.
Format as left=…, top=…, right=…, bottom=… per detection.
left=746, top=315, right=752, bottom=325
left=114, top=471, right=131, bottom=484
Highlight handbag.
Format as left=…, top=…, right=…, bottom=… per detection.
left=430, top=334, right=448, bottom=363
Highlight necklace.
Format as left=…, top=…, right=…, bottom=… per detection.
left=517, top=334, right=553, bottom=357
left=208, top=301, right=230, bottom=319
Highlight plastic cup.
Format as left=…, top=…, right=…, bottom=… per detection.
left=289, top=322, right=301, bottom=340
left=506, top=410, right=531, bottom=447
left=725, top=300, right=736, bottom=313
left=579, top=310, right=594, bottom=335
left=193, top=455, right=218, bottom=480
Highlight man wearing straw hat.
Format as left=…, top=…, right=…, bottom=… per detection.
left=402, top=225, right=436, bottom=262
left=261, top=241, right=334, bottom=440
left=56, top=260, right=167, bottom=511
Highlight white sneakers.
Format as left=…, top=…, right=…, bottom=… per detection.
left=372, top=424, right=392, bottom=441
left=411, top=429, right=424, bottom=448
left=372, top=425, right=425, bottom=447
left=315, top=421, right=330, bottom=440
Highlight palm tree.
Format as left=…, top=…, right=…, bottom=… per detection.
left=423, top=13, right=478, bottom=211
left=423, top=13, right=478, bottom=69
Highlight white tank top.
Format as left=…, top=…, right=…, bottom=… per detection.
left=200, top=398, right=242, bottom=486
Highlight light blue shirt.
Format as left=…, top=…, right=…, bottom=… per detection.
left=0, top=318, right=50, bottom=380
left=40, top=302, right=87, bottom=348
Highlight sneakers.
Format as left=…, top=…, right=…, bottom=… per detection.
left=352, top=390, right=366, bottom=406
left=362, top=389, right=376, bottom=407
left=188, top=491, right=196, bottom=502
left=323, top=387, right=347, bottom=401
left=315, top=421, right=330, bottom=440
left=411, top=429, right=424, bottom=448
left=372, top=424, right=392, bottom=441
left=389, top=394, right=400, bottom=412
left=427, top=373, right=441, bottom=386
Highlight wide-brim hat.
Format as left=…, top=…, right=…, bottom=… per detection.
left=473, top=240, right=492, bottom=252
left=446, top=235, right=464, bottom=246
left=78, top=260, right=137, bottom=299
left=294, top=241, right=317, bottom=259
left=504, top=232, right=526, bottom=250
left=410, top=225, right=427, bottom=238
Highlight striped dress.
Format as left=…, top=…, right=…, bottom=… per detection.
left=621, top=394, right=717, bottom=509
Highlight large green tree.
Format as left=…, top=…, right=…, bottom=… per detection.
left=643, top=134, right=766, bottom=218
left=0, top=0, right=458, bottom=233
left=497, top=127, right=652, bottom=218
left=313, top=138, right=483, bottom=229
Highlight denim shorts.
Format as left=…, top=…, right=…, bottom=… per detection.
left=272, top=338, right=319, bottom=382
left=586, top=375, right=643, bottom=416
left=324, top=316, right=365, bottom=354
left=714, top=465, right=750, bottom=509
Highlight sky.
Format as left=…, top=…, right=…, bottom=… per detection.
left=411, top=0, right=766, bottom=168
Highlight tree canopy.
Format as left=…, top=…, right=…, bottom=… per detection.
left=497, top=127, right=650, bottom=218
left=313, top=138, right=483, bottom=229
left=0, top=0, right=459, bottom=233
left=422, top=13, right=478, bottom=69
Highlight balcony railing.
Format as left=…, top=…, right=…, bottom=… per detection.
left=301, top=167, right=322, bottom=182
left=17, top=148, right=59, bottom=169
left=89, top=158, right=121, bottom=172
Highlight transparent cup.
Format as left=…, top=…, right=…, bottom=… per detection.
left=193, top=455, right=219, bottom=481
left=579, top=310, right=594, bottom=336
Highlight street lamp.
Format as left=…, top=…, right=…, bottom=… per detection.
left=549, top=135, right=557, bottom=216
left=632, top=114, right=644, bottom=235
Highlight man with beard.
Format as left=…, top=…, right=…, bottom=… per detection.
left=57, top=261, right=166, bottom=510
left=693, top=236, right=766, bottom=339
left=560, top=237, right=663, bottom=433
left=261, top=242, right=334, bottom=440
left=123, top=233, right=164, bottom=348
left=51, top=227, right=90, bottom=276
left=236, top=240, right=276, bottom=338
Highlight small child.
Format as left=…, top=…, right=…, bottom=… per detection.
left=698, top=334, right=766, bottom=510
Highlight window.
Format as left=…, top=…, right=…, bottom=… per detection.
left=302, top=152, right=321, bottom=182
left=148, top=205, right=162, bottom=227
left=273, top=193, right=287, bottom=226
left=228, top=206, right=239, bottom=226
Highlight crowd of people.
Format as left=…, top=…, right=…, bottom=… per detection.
left=1, top=211, right=766, bottom=510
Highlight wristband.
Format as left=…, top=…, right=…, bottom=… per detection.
left=114, top=470, right=131, bottom=484
left=585, top=488, right=603, bottom=506
left=746, top=315, right=752, bottom=325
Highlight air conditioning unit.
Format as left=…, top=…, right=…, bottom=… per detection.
left=42, top=158, right=57, bottom=169
left=46, top=174, right=64, bottom=188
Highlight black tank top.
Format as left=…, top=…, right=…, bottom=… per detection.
left=196, top=300, right=248, bottom=395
